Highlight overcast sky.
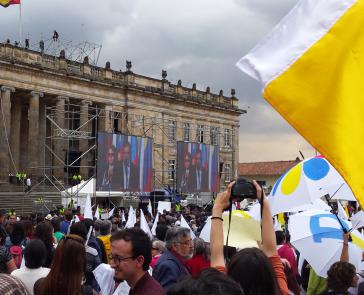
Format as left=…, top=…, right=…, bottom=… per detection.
left=0, top=0, right=315, bottom=163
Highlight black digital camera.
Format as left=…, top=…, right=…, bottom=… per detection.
left=230, top=177, right=257, bottom=202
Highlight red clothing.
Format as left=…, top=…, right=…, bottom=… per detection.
left=269, top=255, right=290, bottom=295
left=150, top=254, right=161, bottom=269
left=277, top=244, right=298, bottom=277
left=185, top=254, right=210, bottom=278
left=129, top=272, right=165, bottom=295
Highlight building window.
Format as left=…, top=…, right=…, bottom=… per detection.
left=224, top=163, right=231, bottom=182
left=168, top=121, right=176, bottom=143
left=183, top=122, right=190, bottom=141
left=168, top=160, right=175, bottom=180
left=197, top=125, right=204, bottom=143
left=224, top=128, right=231, bottom=147
left=210, top=126, right=218, bottom=145
left=113, top=112, right=120, bottom=132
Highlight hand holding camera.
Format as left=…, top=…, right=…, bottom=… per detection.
left=230, top=177, right=260, bottom=202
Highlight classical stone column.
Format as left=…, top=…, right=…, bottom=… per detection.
left=0, top=86, right=15, bottom=182
left=79, top=100, right=91, bottom=179
left=53, top=96, right=67, bottom=181
left=10, top=95, right=21, bottom=174
left=19, top=104, right=29, bottom=173
left=104, top=105, right=112, bottom=133
left=28, top=91, right=43, bottom=180
left=38, top=99, right=46, bottom=175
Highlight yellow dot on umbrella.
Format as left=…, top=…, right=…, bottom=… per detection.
left=281, top=163, right=302, bottom=195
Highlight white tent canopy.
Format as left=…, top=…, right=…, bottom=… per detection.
left=61, top=178, right=126, bottom=197
left=61, top=178, right=126, bottom=211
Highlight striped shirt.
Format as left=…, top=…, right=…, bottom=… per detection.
left=0, top=274, right=30, bottom=295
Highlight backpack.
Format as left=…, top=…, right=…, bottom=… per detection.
left=10, top=245, right=23, bottom=268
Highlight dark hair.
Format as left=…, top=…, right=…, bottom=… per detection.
left=111, top=227, right=152, bottom=271
left=156, top=223, right=168, bottom=241
left=82, top=218, right=94, bottom=232
left=0, top=227, right=7, bottom=245
left=64, top=210, right=72, bottom=222
left=275, top=231, right=285, bottom=246
left=51, top=218, right=61, bottom=233
left=33, top=221, right=54, bottom=249
left=69, top=221, right=88, bottom=241
left=20, top=220, right=33, bottom=238
left=326, top=261, right=356, bottom=293
left=99, top=220, right=112, bottom=236
left=10, top=222, right=25, bottom=245
left=167, top=268, right=244, bottom=295
left=227, top=248, right=280, bottom=295
left=35, top=234, right=86, bottom=295
left=0, top=209, right=6, bottom=218
left=24, top=239, right=47, bottom=269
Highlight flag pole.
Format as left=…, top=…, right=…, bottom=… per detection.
left=18, top=2, right=22, bottom=45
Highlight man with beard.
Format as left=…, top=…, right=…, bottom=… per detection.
left=153, top=227, right=193, bottom=291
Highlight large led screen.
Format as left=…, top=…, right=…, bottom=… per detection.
left=97, top=132, right=153, bottom=192
left=177, top=142, right=219, bottom=193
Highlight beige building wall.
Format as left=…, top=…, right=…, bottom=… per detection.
left=0, top=43, right=245, bottom=194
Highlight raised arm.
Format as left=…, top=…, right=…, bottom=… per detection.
left=340, top=232, right=349, bottom=262
left=253, top=180, right=277, bottom=257
left=210, top=182, right=234, bottom=268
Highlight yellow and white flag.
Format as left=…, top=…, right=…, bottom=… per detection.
left=237, top=0, right=364, bottom=208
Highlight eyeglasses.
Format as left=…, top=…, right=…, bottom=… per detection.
left=152, top=247, right=159, bottom=251
left=108, top=254, right=135, bottom=264
left=179, top=239, right=193, bottom=246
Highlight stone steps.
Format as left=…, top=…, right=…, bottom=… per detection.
left=0, top=191, right=62, bottom=215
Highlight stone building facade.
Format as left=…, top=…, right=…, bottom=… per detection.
left=0, top=43, right=245, bottom=195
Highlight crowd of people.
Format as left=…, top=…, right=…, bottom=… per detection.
left=0, top=181, right=362, bottom=295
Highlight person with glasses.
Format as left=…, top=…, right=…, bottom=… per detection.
left=110, top=228, right=164, bottom=295
left=100, top=145, right=117, bottom=191
left=152, top=227, right=193, bottom=291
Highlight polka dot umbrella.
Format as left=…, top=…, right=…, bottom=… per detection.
left=269, top=156, right=356, bottom=216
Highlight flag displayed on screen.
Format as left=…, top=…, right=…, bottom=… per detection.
left=177, top=142, right=219, bottom=193
left=96, top=132, right=153, bottom=192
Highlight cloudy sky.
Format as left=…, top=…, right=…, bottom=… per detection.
left=0, top=0, right=315, bottom=163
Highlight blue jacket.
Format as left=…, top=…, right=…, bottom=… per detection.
left=60, top=220, right=71, bottom=234
left=152, top=250, right=189, bottom=291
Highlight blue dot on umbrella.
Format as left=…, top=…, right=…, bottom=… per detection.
left=303, top=157, right=330, bottom=180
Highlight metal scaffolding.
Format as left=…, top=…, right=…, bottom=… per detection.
left=25, top=100, right=237, bottom=209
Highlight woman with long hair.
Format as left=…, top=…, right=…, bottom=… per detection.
left=210, top=181, right=289, bottom=295
left=33, top=221, right=55, bottom=268
left=34, top=234, right=96, bottom=295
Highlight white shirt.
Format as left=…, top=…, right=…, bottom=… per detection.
left=11, top=267, right=50, bottom=295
